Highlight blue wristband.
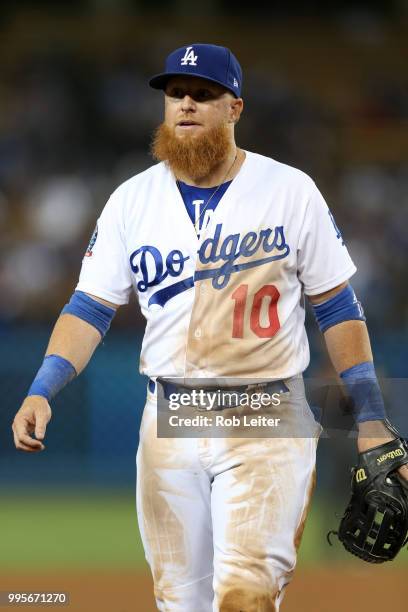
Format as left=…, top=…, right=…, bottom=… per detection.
left=340, top=361, right=386, bottom=423
left=27, top=354, right=77, bottom=401
left=62, top=291, right=116, bottom=337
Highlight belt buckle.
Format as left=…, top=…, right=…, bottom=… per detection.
left=246, top=382, right=268, bottom=392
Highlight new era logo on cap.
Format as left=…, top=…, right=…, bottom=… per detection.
left=149, top=43, right=243, bottom=98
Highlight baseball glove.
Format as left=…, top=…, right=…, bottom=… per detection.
left=328, top=423, right=408, bottom=563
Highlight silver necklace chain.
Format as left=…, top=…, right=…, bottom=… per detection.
left=177, top=150, right=238, bottom=236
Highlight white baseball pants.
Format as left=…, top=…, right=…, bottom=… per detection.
left=136, top=377, right=319, bottom=612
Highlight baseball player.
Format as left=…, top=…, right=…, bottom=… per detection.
left=12, top=44, right=408, bottom=611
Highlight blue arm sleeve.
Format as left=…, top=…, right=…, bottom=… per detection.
left=312, top=284, right=365, bottom=333
left=61, top=290, right=116, bottom=337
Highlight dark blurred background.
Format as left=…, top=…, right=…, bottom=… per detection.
left=0, top=2, right=407, bottom=609
left=0, top=1, right=407, bottom=332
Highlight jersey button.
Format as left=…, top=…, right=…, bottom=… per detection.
left=194, top=328, right=202, bottom=338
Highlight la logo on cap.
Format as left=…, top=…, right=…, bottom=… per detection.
left=181, top=46, right=198, bottom=66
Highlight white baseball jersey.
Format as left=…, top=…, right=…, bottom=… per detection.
left=76, top=150, right=356, bottom=380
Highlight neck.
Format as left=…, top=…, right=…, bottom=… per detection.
left=176, top=146, right=244, bottom=187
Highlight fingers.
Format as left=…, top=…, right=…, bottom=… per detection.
left=35, top=419, right=47, bottom=441
left=12, top=423, right=44, bottom=452
left=397, top=463, right=408, bottom=482
left=12, top=399, right=51, bottom=452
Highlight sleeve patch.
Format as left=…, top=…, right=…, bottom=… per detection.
left=85, top=223, right=98, bottom=257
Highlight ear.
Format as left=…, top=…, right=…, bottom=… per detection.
left=229, top=97, right=244, bottom=124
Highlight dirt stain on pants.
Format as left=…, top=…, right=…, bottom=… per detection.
left=219, top=587, right=277, bottom=611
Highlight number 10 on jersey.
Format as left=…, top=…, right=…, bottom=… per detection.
left=231, top=284, right=281, bottom=338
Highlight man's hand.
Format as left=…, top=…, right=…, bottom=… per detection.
left=358, top=420, right=408, bottom=481
left=12, top=396, right=52, bottom=452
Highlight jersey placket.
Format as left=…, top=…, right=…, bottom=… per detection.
left=170, top=156, right=249, bottom=379
left=182, top=179, right=236, bottom=379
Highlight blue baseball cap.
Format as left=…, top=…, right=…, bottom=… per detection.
left=149, top=43, right=243, bottom=98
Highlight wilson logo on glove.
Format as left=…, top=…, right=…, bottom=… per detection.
left=355, top=468, right=367, bottom=483
left=377, top=449, right=404, bottom=465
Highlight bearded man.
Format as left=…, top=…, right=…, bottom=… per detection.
left=13, top=44, right=408, bottom=612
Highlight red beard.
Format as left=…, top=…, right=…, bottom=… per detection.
left=151, top=122, right=233, bottom=182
